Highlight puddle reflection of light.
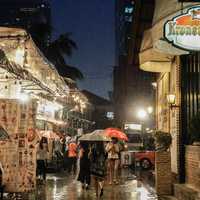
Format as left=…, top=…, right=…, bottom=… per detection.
left=136, top=187, right=149, bottom=200
left=53, top=179, right=57, bottom=198
left=48, top=176, right=70, bottom=199
left=131, top=191, right=139, bottom=199
left=53, top=177, right=57, bottom=182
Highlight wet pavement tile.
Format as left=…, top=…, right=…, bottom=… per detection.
left=35, top=171, right=158, bottom=200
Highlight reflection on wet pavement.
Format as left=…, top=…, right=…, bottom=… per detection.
left=36, top=170, right=158, bottom=200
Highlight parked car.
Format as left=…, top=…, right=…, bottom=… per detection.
left=121, top=150, right=155, bottom=170
left=133, top=151, right=155, bottom=170
left=121, top=128, right=155, bottom=170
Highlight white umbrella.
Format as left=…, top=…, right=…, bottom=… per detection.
left=79, top=130, right=111, bottom=142
left=40, top=130, right=60, bottom=140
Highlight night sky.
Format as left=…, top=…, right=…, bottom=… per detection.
left=51, top=0, right=115, bottom=99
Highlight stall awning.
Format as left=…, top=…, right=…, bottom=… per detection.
left=0, top=51, right=55, bottom=94
left=0, top=27, right=69, bottom=96
left=139, top=29, right=172, bottom=72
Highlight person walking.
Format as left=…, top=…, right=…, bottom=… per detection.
left=77, top=142, right=91, bottom=189
left=90, top=142, right=107, bottom=198
left=61, top=134, right=71, bottom=171
left=68, top=139, right=78, bottom=175
left=36, top=137, right=48, bottom=182
left=106, top=137, right=120, bottom=185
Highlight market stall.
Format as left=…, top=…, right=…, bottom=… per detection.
left=0, top=27, right=69, bottom=193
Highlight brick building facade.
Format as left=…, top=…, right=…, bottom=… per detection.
left=139, top=0, right=200, bottom=199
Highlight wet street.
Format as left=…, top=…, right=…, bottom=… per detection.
left=34, top=169, right=157, bottom=200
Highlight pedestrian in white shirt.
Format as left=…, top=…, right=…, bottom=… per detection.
left=106, top=137, right=120, bottom=184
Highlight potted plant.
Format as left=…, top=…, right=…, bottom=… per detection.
left=154, top=131, right=172, bottom=195
left=188, top=112, right=200, bottom=145
left=154, top=131, right=172, bottom=151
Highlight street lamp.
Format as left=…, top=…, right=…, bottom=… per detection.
left=151, top=82, right=157, bottom=89
left=147, top=106, right=153, bottom=114
left=137, top=109, right=147, bottom=120
left=167, top=94, right=179, bottom=109
left=146, top=127, right=150, bottom=131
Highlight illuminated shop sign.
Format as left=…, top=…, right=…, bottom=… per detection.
left=164, top=6, right=200, bottom=51
left=124, top=123, right=142, bottom=131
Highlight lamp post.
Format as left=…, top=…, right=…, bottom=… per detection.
left=137, top=107, right=154, bottom=131
left=147, top=106, right=153, bottom=114
left=137, top=109, right=148, bottom=146
left=167, top=94, right=179, bottom=109
left=166, top=94, right=180, bottom=134
left=136, top=106, right=155, bottom=152
left=137, top=109, right=148, bottom=120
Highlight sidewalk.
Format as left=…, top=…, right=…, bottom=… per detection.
left=36, top=169, right=157, bottom=200
left=3, top=169, right=158, bottom=200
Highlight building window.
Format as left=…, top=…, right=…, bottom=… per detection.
left=125, top=16, right=132, bottom=22
left=106, top=112, right=114, bottom=120
left=125, top=7, right=133, bottom=14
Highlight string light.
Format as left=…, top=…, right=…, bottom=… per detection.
left=18, top=92, right=29, bottom=102
left=15, top=48, right=24, bottom=65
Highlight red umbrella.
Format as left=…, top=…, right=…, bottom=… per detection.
left=104, top=128, right=128, bottom=141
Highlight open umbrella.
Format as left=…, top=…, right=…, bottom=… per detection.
left=104, top=128, right=128, bottom=141
left=40, top=130, right=60, bottom=140
left=79, top=130, right=111, bottom=142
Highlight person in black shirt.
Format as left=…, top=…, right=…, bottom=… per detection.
left=77, top=142, right=91, bottom=189
left=90, top=142, right=107, bottom=197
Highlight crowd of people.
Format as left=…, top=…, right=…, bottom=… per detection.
left=36, top=134, right=125, bottom=198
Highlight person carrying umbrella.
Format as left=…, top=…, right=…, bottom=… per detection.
left=77, top=141, right=91, bottom=189
left=78, top=130, right=110, bottom=197
left=90, top=142, right=107, bottom=198
left=104, top=128, right=128, bottom=185
left=106, top=137, right=120, bottom=185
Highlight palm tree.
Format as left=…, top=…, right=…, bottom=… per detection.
left=45, top=33, right=84, bottom=80
left=30, top=24, right=84, bottom=81
left=48, top=33, right=77, bottom=57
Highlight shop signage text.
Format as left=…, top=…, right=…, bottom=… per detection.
left=164, top=6, right=200, bottom=51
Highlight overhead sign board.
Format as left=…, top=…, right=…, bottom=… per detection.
left=124, top=123, right=142, bottom=131
left=164, top=6, right=200, bottom=51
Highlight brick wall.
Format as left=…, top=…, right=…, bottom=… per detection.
left=170, top=57, right=181, bottom=177
left=185, top=145, right=200, bottom=189
left=174, top=184, right=199, bottom=200
left=155, top=151, right=172, bottom=196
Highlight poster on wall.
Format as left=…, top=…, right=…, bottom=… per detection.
left=0, top=99, right=38, bottom=192
left=164, top=6, right=200, bottom=51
